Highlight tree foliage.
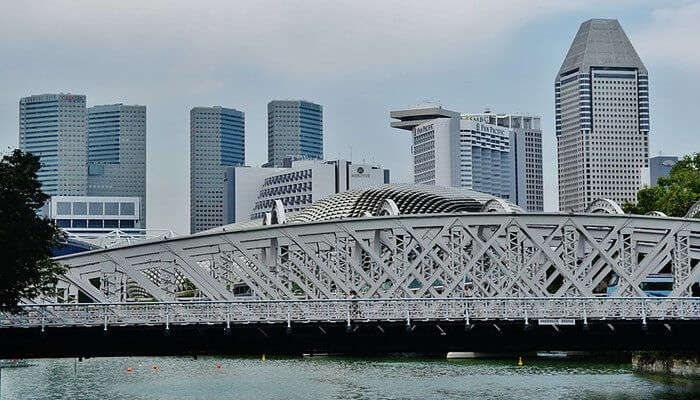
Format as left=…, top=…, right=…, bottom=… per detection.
left=0, top=149, right=65, bottom=312
left=623, top=153, right=700, bottom=217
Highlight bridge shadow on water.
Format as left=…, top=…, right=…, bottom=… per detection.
left=1, top=320, right=698, bottom=359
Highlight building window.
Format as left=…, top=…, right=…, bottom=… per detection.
left=73, top=202, right=87, bottom=215
left=120, top=202, right=135, bottom=216
left=105, top=202, right=119, bottom=215
left=56, top=202, right=71, bottom=215
left=89, top=202, right=103, bottom=215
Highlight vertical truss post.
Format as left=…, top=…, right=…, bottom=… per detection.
left=672, top=230, right=691, bottom=296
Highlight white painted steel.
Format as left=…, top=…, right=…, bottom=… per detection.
left=1, top=298, right=697, bottom=329
left=48, top=213, right=700, bottom=305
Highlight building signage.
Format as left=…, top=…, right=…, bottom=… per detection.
left=474, top=122, right=508, bottom=136
left=463, top=115, right=491, bottom=123
left=351, top=166, right=370, bottom=178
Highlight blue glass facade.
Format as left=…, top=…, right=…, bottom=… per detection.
left=219, top=108, right=245, bottom=166
left=19, top=98, right=59, bottom=193
left=267, top=100, right=323, bottom=166
left=88, top=105, right=120, bottom=164
left=19, top=93, right=87, bottom=196
left=299, top=101, right=323, bottom=160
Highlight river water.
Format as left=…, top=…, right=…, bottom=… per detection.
left=0, top=356, right=697, bottom=400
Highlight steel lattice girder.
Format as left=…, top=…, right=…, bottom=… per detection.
left=52, top=213, right=700, bottom=303
left=1, top=298, right=698, bottom=329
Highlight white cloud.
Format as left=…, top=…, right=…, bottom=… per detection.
left=0, top=0, right=603, bottom=78
left=636, top=1, right=700, bottom=70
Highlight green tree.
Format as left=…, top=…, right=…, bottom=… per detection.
left=623, top=152, right=700, bottom=217
left=0, top=149, right=65, bottom=312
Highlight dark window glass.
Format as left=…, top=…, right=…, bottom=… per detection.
left=89, top=202, right=103, bottom=215
left=56, top=202, right=71, bottom=215
left=73, top=202, right=87, bottom=215
left=120, top=202, right=135, bottom=215
left=105, top=202, right=119, bottom=215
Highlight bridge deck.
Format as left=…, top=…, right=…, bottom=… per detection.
left=2, top=298, right=698, bottom=329
left=1, top=298, right=699, bottom=358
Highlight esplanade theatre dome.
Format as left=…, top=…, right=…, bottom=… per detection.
left=205, top=184, right=524, bottom=234
left=287, top=184, right=522, bottom=223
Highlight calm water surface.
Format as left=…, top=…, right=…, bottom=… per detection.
left=0, top=356, right=697, bottom=400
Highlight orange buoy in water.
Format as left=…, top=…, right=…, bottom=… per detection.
left=152, top=364, right=158, bottom=371
left=126, top=367, right=133, bottom=373
left=216, top=363, right=222, bottom=369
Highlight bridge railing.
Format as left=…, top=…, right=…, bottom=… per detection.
left=1, top=298, right=698, bottom=329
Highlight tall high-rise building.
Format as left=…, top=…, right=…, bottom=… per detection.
left=267, top=100, right=323, bottom=167
left=19, top=93, right=88, bottom=196
left=463, top=111, right=544, bottom=211
left=190, top=106, right=245, bottom=233
left=87, top=104, right=147, bottom=228
left=390, top=105, right=543, bottom=211
left=555, top=19, right=649, bottom=211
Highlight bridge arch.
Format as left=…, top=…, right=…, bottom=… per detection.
left=586, top=198, right=624, bottom=215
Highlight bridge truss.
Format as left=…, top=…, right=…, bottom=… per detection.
left=47, top=213, right=700, bottom=303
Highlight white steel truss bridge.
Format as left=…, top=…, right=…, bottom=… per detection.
left=2, top=211, right=700, bottom=356
left=44, top=212, right=700, bottom=304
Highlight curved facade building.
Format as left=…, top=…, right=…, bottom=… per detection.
left=288, top=184, right=517, bottom=224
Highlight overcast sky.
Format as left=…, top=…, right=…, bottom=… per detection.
left=2, top=1, right=699, bottom=233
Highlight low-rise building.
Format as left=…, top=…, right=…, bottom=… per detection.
left=47, top=195, right=141, bottom=234
left=649, top=156, right=678, bottom=186
left=224, top=159, right=389, bottom=224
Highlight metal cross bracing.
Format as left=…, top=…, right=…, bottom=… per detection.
left=50, top=213, right=700, bottom=304
left=1, top=298, right=698, bottom=330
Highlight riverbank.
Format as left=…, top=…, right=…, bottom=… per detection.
left=632, top=352, right=700, bottom=377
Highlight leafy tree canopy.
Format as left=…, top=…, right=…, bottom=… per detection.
left=623, top=152, right=700, bottom=217
left=0, top=149, right=65, bottom=312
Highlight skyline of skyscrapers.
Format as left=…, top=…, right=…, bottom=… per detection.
left=18, top=93, right=149, bottom=230
left=555, top=18, right=650, bottom=211
left=266, top=100, right=323, bottom=167
left=189, top=106, right=245, bottom=233
left=87, top=104, right=147, bottom=228
left=15, top=17, right=674, bottom=231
